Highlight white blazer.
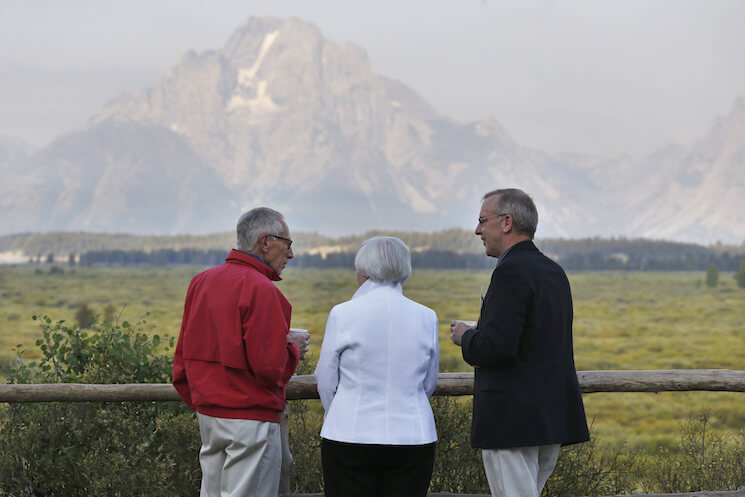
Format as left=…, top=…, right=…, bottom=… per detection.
left=314, top=279, right=439, bottom=445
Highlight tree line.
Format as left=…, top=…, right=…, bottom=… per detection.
left=7, top=230, right=745, bottom=271
left=72, top=246, right=745, bottom=272
left=76, top=249, right=497, bottom=270
left=4, top=230, right=744, bottom=262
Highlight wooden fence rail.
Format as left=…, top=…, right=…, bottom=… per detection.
left=1, top=369, right=744, bottom=403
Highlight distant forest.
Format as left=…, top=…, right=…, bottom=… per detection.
left=3, top=231, right=744, bottom=271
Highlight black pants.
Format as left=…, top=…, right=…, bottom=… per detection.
left=321, top=438, right=436, bottom=497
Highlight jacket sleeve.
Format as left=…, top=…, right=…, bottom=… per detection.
left=423, top=311, right=440, bottom=398
left=314, top=309, right=341, bottom=412
left=242, top=286, right=299, bottom=391
left=281, top=341, right=301, bottom=386
left=461, top=266, right=529, bottom=367
left=172, top=282, right=195, bottom=409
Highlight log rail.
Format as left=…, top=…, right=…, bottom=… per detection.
left=1, top=369, right=744, bottom=403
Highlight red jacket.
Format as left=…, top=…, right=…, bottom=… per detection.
left=172, top=249, right=300, bottom=422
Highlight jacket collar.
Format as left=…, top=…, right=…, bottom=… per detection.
left=225, top=248, right=282, bottom=281
left=351, top=279, right=403, bottom=299
left=498, top=239, right=537, bottom=264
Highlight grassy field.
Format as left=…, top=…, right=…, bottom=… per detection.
left=1, top=264, right=743, bottom=453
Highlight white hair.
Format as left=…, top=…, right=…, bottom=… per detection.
left=236, top=207, right=286, bottom=251
left=355, top=236, right=412, bottom=284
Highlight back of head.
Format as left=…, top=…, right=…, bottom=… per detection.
left=355, top=236, right=412, bottom=285
left=236, top=207, right=285, bottom=251
left=483, top=188, right=538, bottom=238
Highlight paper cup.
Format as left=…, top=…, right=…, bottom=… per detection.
left=289, top=328, right=310, bottom=344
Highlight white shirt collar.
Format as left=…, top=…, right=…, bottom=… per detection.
left=352, top=279, right=403, bottom=299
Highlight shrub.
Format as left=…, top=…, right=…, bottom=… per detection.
left=429, top=396, right=489, bottom=493
left=0, top=315, right=200, bottom=497
left=74, top=303, right=96, bottom=329
left=706, top=264, right=719, bottom=288
left=543, top=431, right=638, bottom=496
left=286, top=355, right=324, bottom=493
left=639, top=409, right=745, bottom=493
left=102, top=303, right=118, bottom=324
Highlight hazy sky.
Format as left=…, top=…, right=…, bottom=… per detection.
left=1, top=0, right=744, bottom=158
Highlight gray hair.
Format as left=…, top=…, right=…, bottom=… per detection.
left=236, top=207, right=286, bottom=251
left=355, top=236, right=412, bottom=284
left=483, top=188, right=538, bottom=238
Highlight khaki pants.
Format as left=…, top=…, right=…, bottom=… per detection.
left=197, top=413, right=281, bottom=497
left=481, top=444, right=560, bottom=497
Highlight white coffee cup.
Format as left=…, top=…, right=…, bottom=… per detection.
left=289, top=328, right=310, bottom=343
left=289, top=328, right=310, bottom=359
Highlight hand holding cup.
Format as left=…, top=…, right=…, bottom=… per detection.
left=449, top=320, right=476, bottom=346
left=288, top=328, right=310, bottom=360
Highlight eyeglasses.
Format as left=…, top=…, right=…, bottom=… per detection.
left=477, top=213, right=508, bottom=226
left=268, top=234, right=293, bottom=249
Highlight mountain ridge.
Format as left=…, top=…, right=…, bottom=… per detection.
left=2, top=16, right=744, bottom=243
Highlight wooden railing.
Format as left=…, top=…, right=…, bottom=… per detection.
left=2, top=369, right=745, bottom=403
left=2, top=370, right=745, bottom=497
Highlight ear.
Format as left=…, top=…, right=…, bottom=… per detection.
left=503, top=215, right=513, bottom=233
left=258, top=234, right=270, bottom=253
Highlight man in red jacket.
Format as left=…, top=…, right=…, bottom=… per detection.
left=173, top=207, right=309, bottom=497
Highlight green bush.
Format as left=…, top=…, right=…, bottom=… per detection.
left=639, top=409, right=745, bottom=493
left=706, top=264, right=719, bottom=288
left=74, top=303, right=96, bottom=329
left=286, top=355, right=324, bottom=493
left=103, top=303, right=118, bottom=324
left=430, top=396, right=489, bottom=493
left=0, top=315, right=200, bottom=497
left=543, top=431, right=637, bottom=496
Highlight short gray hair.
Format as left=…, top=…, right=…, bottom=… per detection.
left=483, top=188, right=538, bottom=238
left=355, top=236, right=412, bottom=284
left=236, top=207, right=286, bottom=251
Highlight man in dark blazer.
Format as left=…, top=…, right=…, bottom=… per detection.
left=450, top=188, right=589, bottom=497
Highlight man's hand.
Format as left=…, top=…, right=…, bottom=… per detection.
left=287, top=329, right=310, bottom=360
left=450, top=320, right=473, bottom=346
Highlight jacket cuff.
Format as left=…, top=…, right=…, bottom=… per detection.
left=461, top=327, right=478, bottom=361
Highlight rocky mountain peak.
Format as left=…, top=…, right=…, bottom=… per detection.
left=2, top=17, right=744, bottom=243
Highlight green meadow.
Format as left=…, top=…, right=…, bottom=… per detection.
left=1, top=264, right=743, bottom=453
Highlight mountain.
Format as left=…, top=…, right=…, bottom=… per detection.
left=1, top=16, right=744, bottom=243
left=86, top=16, right=596, bottom=237
left=629, top=97, right=745, bottom=242
left=89, top=17, right=444, bottom=232
left=0, top=122, right=235, bottom=234
left=0, top=135, right=36, bottom=174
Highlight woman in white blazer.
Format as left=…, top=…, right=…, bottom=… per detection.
left=314, top=236, right=440, bottom=497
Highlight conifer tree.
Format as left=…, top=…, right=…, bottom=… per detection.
left=736, top=260, right=745, bottom=289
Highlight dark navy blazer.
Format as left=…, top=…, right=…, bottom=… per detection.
left=461, top=240, right=589, bottom=449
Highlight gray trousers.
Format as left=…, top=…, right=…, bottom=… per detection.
left=197, top=413, right=281, bottom=497
left=481, top=444, right=560, bottom=497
